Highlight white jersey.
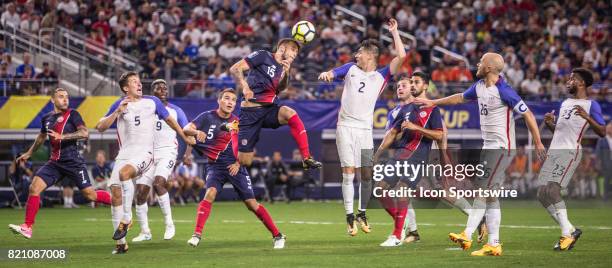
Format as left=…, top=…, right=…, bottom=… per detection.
left=462, top=77, right=529, bottom=150
left=550, top=98, right=605, bottom=150
left=105, top=95, right=169, bottom=159
left=153, top=103, right=188, bottom=151
left=334, top=62, right=391, bottom=129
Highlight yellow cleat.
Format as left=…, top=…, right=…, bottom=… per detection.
left=471, top=243, right=502, bottom=256
left=449, top=232, right=472, bottom=250
left=347, top=220, right=358, bottom=236
left=356, top=213, right=371, bottom=234
left=558, top=236, right=575, bottom=251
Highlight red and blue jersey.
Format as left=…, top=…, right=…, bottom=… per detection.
left=386, top=103, right=418, bottom=149
left=390, top=104, right=443, bottom=161
left=40, top=109, right=86, bottom=162
left=243, top=50, right=284, bottom=104
left=191, top=110, right=239, bottom=167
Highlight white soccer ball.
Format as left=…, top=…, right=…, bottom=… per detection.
left=291, top=20, right=316, bottom=44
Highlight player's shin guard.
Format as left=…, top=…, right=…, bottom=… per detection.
left=194, top=200, right=212, bottom=236
left=287, top=114, right=310, bottom=159
left=485, top=200, right=501, bottom=246
left=157, top=193, right=174, bottom=226
left=546, top=204, right=560, bottom=224
left=111, top=205, right=123, bottom=239
left=135, top=203, right=150, bottom=234
left=121, top=181, right=135, bottom=223
left=465, top=198, right=486, bottom=238
left=254, top=205, right=280, bottom=237
left=342, top=173, right=355, bottom=214
left=24, top=195, right=41, bottom=227
left=96, top=190, right=112, bottom=205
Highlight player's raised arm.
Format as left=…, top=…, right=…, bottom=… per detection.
left=229, top=59, right=252, bottom=100
left=387, top=18, right=406, bottom=75
left=96, top=97, right=129, bottom=132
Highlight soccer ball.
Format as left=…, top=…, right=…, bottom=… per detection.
left=291, top=20, right=316, bottom=44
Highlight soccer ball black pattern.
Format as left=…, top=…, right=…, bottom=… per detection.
left=291, top=20, right=316, bottom=44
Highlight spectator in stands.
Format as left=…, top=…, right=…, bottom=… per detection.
left=15, top=65, right=37, bottom=94
left=146, top=11, right=165, bottom=37
left=266, top=151, right=292, bottom=203
left=15, top=53, right=35, bottom=77
left=91, top=150, right=112, bottom=192
left=57, top=0, right=79, bottom=16
left=35, top=62, right=58, bottom=95
left=520, top=71, right=542, bottom=100
left=0, top=62, right=14, bottom=96
left=175, top=154, right=204, bottom=204
left=198, top=39, right=216, bottom=59
left=201, top=23, right=221, bottom=46
left=181, top=20, right=202, bottom=47
left=91, top=11, right=111, bottom=38
left=214, top=10, right=234, bottom=34
left=1, top=3, right=20, bottom=28
left=142, top=50, right=162, bottom=79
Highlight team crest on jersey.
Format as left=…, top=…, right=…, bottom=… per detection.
left=57, top=116, right=64, bottom=123
left=404, top=112, right=411, bottom=121
left=419, top=111, right=427, bottom=118
left=241, top=139, right=248, bottom=146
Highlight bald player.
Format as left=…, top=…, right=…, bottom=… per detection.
left=416, top=53, right=545, bottom=256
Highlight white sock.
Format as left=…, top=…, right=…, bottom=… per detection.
left=112, top=205, right=125, bottom=244
left=157, top=193, right=174, bottom=226
left=121, top=180, right=135, bottom=223
left=136, top=203, right=150, bottom=234
left=554, top=201, right=573, bottom=236
left=342, top=173, right=355, bottom=215
left=464, top=198, right=486, bottom=238
left=453, top=198, right=472, bottom=216
left=64, top=197, right=70, bottom=206
left=546, top=204, right=560, bottom=224
left=486, top=199, right=501, bottom=246
left=407, top=201, right=417, bottom=232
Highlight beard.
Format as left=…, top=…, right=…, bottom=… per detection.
left=411, top=88, right=424, bottom=97
left=568, top=85, right=577, bottom=95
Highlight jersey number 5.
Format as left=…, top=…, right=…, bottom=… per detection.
left=207, top=125, right=216, bottom=139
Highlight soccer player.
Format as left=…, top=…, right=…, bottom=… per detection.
left=539, top=68, right=605, bottom=250
left=318, top=18, right=406, bottom=236
left=132, top=79, right=188, bottom=242
left=185, top=89, right=286, bottom=249
left=229, top=38, right=321, bottom=170
left=416, top=53, right=546, bottom=256
left=373, top=72, right=444, bottom=246
left=96, top=72, right=194, bottom=254
left=9, top=88, right=112, bottom=239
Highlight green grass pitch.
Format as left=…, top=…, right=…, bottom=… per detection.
left=1, top=200, right=612, bottom=267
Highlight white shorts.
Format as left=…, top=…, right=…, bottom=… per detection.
left=538, top=150, right=582, bottom=189
left=136, top=150, right=177, bottom=187
left=109, top=151, right=154, bottom=186
left=474, top=149, right=515, bottom=190
left=336, top=126, right=373, bottom=168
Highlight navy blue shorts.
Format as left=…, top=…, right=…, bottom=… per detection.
left=205, top=166, right=254, bottom=200
left=35, top=160, right=92, bottom=190
left=238, top=104, right=282, bottom=152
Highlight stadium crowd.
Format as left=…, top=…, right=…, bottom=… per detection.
left=0, top=0, right=609, bottom=101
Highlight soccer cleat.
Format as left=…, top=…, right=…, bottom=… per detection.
left=273, top=233, right=286, bottom=249
left=477, top=218, right=487, bottom=243
left=380, top=235, right=403, bottom=247
left=132, top=232, right=152, bottom=242
left=449, top=232, right=472, bottom=250
left=470, top=243, right=502, bottom=256
left=111, top=243, right=129, bottom=254
left=356, top=211, right=371, bottom=233
left=113, top=220, right=133, bottom=241
left=187, top=235, right=201, bottom=247
left=9, top=224, right=32, bottom=239
left=557, top=236, right=575, bottom=251
left=568, top=228, right=582, bottom=250
left=404, top=230, right=421, bottom=244
left=346, top=214, right=358, bottom=236
left=164, top=224, right=176, bottom=240
left=302, top=157, right=322, bottom=170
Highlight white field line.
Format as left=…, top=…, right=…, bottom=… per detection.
left=83, top=218, right=612, bottom=230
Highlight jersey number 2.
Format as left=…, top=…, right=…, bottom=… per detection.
left=358, top=82, right=365, bottom=93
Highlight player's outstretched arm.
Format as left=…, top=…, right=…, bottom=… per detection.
left=523, top=110, right=546, bottom=159
left=17, top=132, right=47, bottom=163
left=166, top=117, right=195, bottom=145
left=229, top=59, right=253, bottom=100
left=387, top=18, right=406, bottom=75
left=414, top=93, right=465, bottom=108
left=373, top=128, right=399, bottom=163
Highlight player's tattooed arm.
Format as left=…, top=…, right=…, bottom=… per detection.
left=574, top=105, right=606, bottom=137
left=229, top=59, right=253, bottom=100
left=16, top=132, right=47, bottom=163
left=401, top=121, right=444, bottom=142
left=373, top=128, right=399, bottom=163
left=544, top=110, right=556, bottom=132
left=49, top=125, right=89, bottom=141
left=387, top=18, right=406, bottom=75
